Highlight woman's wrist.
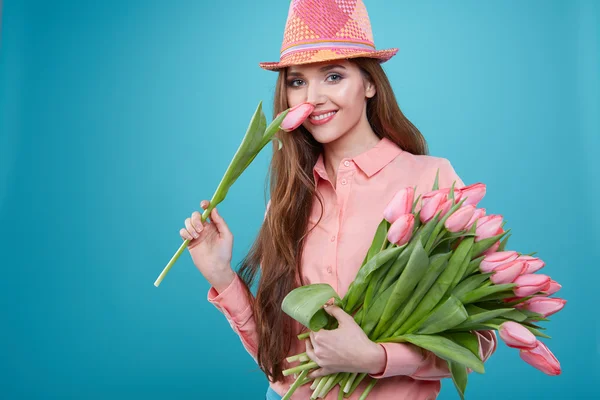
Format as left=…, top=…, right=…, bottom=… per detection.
left=366, top=342, right=387, bottom=375
left=210, top=266, right=236, bottom=294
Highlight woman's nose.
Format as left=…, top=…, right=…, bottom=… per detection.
left=306, top=83, right=326, bottom=105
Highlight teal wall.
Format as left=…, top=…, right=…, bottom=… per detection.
left=1, top=1, right=597, bottom=398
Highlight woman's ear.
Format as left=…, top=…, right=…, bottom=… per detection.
left=365, top=81, right=376, bottom=99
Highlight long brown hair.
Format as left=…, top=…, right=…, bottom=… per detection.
left=237, top=57, right=429, bottom=382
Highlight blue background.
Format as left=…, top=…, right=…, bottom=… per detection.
left=1, top=0, right=597, bottom=398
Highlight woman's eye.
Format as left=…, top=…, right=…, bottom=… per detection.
left=327, top=74, right=342, bottom=82
left=288, top=79, right=303, bottom=87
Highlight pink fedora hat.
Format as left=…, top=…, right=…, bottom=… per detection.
left=259, top=0, right=399, bottom=71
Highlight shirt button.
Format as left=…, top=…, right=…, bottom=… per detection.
left=327, top=266, right=333, bottom=273
left=330, top=235, right=336, bottom=242
left=343, top=161, right=350, bottom=167
left=341, top=179, right=347, bottom=185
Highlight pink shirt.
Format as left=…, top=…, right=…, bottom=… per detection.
left=207, top=137, right=497, bottom=399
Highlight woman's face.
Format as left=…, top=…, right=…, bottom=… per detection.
left=285, top=60, right=376, bottom=144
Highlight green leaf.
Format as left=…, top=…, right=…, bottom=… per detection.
left=452, top=306, right=514, bottom=328
left=372, top=240, right=430, bottom=338
left=378, top=251, right=452, bottom=339
left=523, top=325, right=551, bottom=339
left=281, top=284, right=341, bottom=331
left=343, top=246, right=405, bottom=312
left=361, top=282, right=396, bottom=338
left=432, top=169, right=440, bottom=191
left=452, top=273, right=492, bottom=299
left=497, top=233, right=511, bottom=252
left=416, top=295, right=469, bottom=334
left=442, top=332, right=481, bottom=358
left=462, top=254, right=486, bottom=280
left=367, top=219, right=390, bottom=261
left=458, top=283, right=516, bottom=304
left=471, top=229, right=511, bottom=258
left=362, top=257, right=395, bottom=317
left=449, top=360, right=468, bottom=400
left=381, top=334, right=485, bottom=374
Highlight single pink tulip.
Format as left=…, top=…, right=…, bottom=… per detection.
left=474, top=215, right=503, bottom=242
left=490, top=260, right=527, bottom=284
left=519, top=340, right=561, bottom=376
left=499, top=321, right=537, bottom=349
left=436, top=198, right=454, bottom=219
left=480, top=251, right=519, bottom=273
left=517, top=255, right=546, bottom=274
left=383, top=187, right=414, bottom=224
left=540, top=280, right=561, bottom=296
left=445, top=204, right=476, bottom=232
left=420, top=192, right=446, bottom=223
left=279, top=103, right=315, bottom=131
left=456, top=183, right=486, bottom=206
left=387, top=214, right=415, bottom=246
left=516, top=297, right=566, bottom=318
left=464, top=207, right=486, bottom=230
left=513, top=274, right=552, bottom=297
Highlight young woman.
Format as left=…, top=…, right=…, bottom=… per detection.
left=181, top=1, right=497, bottom=399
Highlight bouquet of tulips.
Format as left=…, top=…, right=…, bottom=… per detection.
left=281, top=176, right=566, bottom=399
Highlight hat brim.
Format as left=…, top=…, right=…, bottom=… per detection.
left=259, top=47, right=399, bottom=71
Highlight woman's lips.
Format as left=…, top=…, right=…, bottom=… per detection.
left=309, top=111, right=337, bottom=126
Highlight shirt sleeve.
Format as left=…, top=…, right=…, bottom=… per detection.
left=438, top=158, right=465, bottom=189
left=369, top=330, right=498, bottom=380
left=205, top=199, right=272, bottom=362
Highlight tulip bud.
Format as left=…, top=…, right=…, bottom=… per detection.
left=518, top=255, right=546, bottom=274
left=519, top=340, right=561, bottom=376
left=383, top=187, right=414, bottom=224
left=456, top=183, right=486, bottom=207
left=279, top=103, right=315, bottom=132
left=436, top=198, right=453, bottom=219
left=481, top=241, right=500, bottom=257
left=445, top=204, right=476, bottom=233
left=513, top=274, right=552, bottom=297
left=420, top=192, right=446, bottom=223
left=480, top=251, right=519, bottom=273
left=540, top=280, right=561, bottom=296
left=515, top=297, right=566, bottom=318
left=387, top=214, right=415, bottom=246
left=499, top=321, right=537, bottom=349
left=490, top=260, right=527, bottom=284
left=465, top=208, right=486, bottom=230
left=474, top=215, right=503, bottom=242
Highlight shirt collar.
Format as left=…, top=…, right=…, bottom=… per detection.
left=312, top=137, right=404, bottom=186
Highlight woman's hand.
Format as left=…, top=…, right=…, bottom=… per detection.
left=305, top=305, right=386, bottom=379
left=180, top=200, right=235, bottom=292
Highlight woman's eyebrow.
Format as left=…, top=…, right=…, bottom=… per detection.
left=287, top=64, right=347, bottom=77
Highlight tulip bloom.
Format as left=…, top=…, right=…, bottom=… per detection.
left=541, top=280, right=562, bottom=296
left=420, top=192, right=446, bottom=223
left=499, top=321, right=536, bottom=349
left=513, top=274, right=552, bottom=297
left=383, top=187, right=414, bottom=224
left=490, top=260, right=527, bottom=284
left=519, top=340, right=561, bottom=375
left=465, top=207, right=486, bottom=230
left=481, top=241, right=501, bottom=257
left=480, top=251, right=519, bottom=273
left=474, top=215, right=503, bottom=242
left=445, top=204, right=476, bottom=232
left=516, top=297, right=566, bottom=318
left=387, top=214, right=415, bottom=246
left=518, top=255, right=546, bottom=274
left=279, top=103, right=315, bottom=131
left=456, top=183, right=486, bottom=206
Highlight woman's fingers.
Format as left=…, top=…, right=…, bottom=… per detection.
left=185, top=217, right=199, bottom=239
left=200, top=199, right=210, bottom=209
left=179, top=228, right=193, bottom=241
left=191, top=211, right=204, bottom=232
left=210, top=208, right=231, bottom=238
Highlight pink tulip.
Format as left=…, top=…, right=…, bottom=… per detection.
left=480, top=251, right=519, bottom=273
left=420, top=192, right=446, bottom=223
left=444, top=204, right=476, bottom=232
left=387, top=214, right=415, bottom=246
left=541, top=280, right=561, bottom=296
left=481, top=241, right=501, bottom=257
left=490, top=260, right=527, bottom=284
left=456, top=183, right=486, bottom=206
left=436, top=198, right=454, bottom=219
left=279, top=103, right=315, bottom=131
left=383, top=187, right=414, bottom=224
left=519, top=340, right=561, bottom=375
left=474, top=215, right=503, bottom=242
left=498, top=321, right=537, bottom=349
left=513, top=274, right=552, bottom=297
left=518, top=255, right=545, bottom=274
left=516, top=297, right=566, bottom=318
left=465, top=207, right=486, bottom=230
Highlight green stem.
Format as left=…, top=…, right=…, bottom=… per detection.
left=298, top=332, right=311, bottom=340
left=281, top=369, right=309, bottom=400
left=286, top=352, right=309, bottom=363
left=343, top=372, right=358, bottom=393
left=283, top=361, right=318, bottom=377
left=345, top=373, right=367, bottom=397
left=358, top=378, right=378, bottom=400
left=311, top=376, right=328, bottom=399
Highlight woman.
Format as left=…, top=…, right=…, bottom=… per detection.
left=181, top=1, right=497, bottom=399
